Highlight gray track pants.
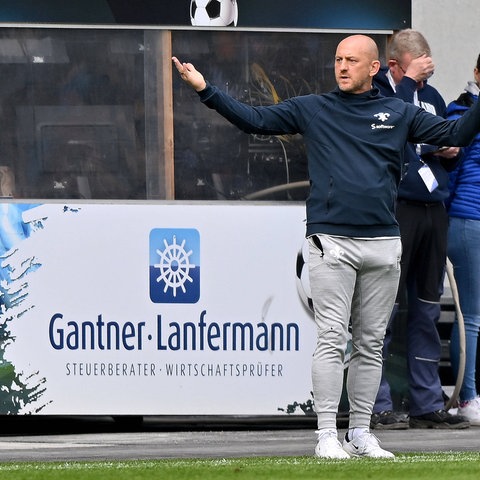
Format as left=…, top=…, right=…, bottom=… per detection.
left=309, top=234, right=401, bottom=429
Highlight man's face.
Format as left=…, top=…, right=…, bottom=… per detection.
left=475, top=67, right=480, bottom=85
left=388, top=52, right=435, bottom=89
left=389, top=52, right=414, bottom=85
left=334, top=37, right=380, bottom=94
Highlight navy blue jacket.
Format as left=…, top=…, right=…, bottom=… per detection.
left=374, top=66, right=452, bottom=203
left=198, top=82, right=480, bottom=238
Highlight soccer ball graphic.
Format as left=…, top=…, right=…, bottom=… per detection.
left=190, top=0, right=238, bottom=27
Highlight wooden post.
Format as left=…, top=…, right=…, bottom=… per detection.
left=145, top=29, right=175, bottom=200
left=159, top=30, right=174, bottom=199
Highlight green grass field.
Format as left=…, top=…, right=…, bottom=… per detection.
left=0, top=453, right=479, bottom=480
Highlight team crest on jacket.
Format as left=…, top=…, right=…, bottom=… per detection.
left=374, top=112, right=390, bottom=122
left=371, top=112, right=394, bottom=130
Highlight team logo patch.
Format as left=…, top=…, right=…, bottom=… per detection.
left=374, top=112, right=390, bottom=122
left=371, top=111, right=394, bottom=130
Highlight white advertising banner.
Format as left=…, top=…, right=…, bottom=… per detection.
left=0, top=202, right=317, bottom=415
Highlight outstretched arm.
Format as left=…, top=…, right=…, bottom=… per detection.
left=172, top=56, right=301, bottom=136
left=172, top=56, right=207, bottom=92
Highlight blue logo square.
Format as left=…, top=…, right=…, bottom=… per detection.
left=149, top=228, right=200, bottom=303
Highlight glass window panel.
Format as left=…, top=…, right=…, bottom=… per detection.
left=0, top=27, right=387, bottom=202
left=0, top=27, right=147, bottom=200
left=172, top=30, right=387, bottom=201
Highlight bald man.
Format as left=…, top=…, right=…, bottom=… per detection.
left=173, top=34, right=480, bottom=459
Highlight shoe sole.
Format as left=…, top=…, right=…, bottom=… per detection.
left=314, top=445, right=351, bottom=460
left=315, top=453, right=351, bottom=459
left=347, top=452, right=395, bottom=459
left=409, top=420, right=470, bottom=429
left=371, top=423, right=409, bottom=430
left=343, top=447, right=394, bottom=459
left=314, top=450, right=351, bottom=460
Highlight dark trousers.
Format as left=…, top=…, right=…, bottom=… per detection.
left=374, top=201, right=447, bottom=415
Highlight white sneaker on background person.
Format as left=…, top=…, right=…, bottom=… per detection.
left=458, top=396, right=480, bottom=426
left=314, top=429, right=351, bottom=459
left=342, top=431, right=395, bottom=458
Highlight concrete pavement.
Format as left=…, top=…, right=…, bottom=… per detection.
left=0, top=416, right=479, bottom=462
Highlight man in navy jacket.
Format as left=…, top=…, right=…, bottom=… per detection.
left=371, top=29, right=469, bottom=430
left=173, top=34, right=480, bottom=459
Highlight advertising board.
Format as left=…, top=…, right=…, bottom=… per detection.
left=0, top=202, right=317, bottom=415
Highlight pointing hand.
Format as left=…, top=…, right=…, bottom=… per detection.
left=172, top=56, right=207, bottom=92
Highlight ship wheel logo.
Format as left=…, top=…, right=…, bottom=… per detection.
left=149, top=228, right=200, bottom=303
left=155, top=235, right=195, bottom=297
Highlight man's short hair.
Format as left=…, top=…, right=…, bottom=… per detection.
left=387, top=29, right=431, bottom=61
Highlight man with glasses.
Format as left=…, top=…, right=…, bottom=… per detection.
left=371, top=29, right=469, bottom=430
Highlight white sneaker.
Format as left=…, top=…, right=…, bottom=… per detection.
left=342, top=432, right=394, bottom=459
left=315, top=429, right=351, bottom=459
left=458, top=396, right=480, bottom=426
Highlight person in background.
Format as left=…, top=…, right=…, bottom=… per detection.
left=445, top=53, right=480, bottom=426
left=172, top=34, right=480, bottom=459
left=371, top=29, right=469, bottom=430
